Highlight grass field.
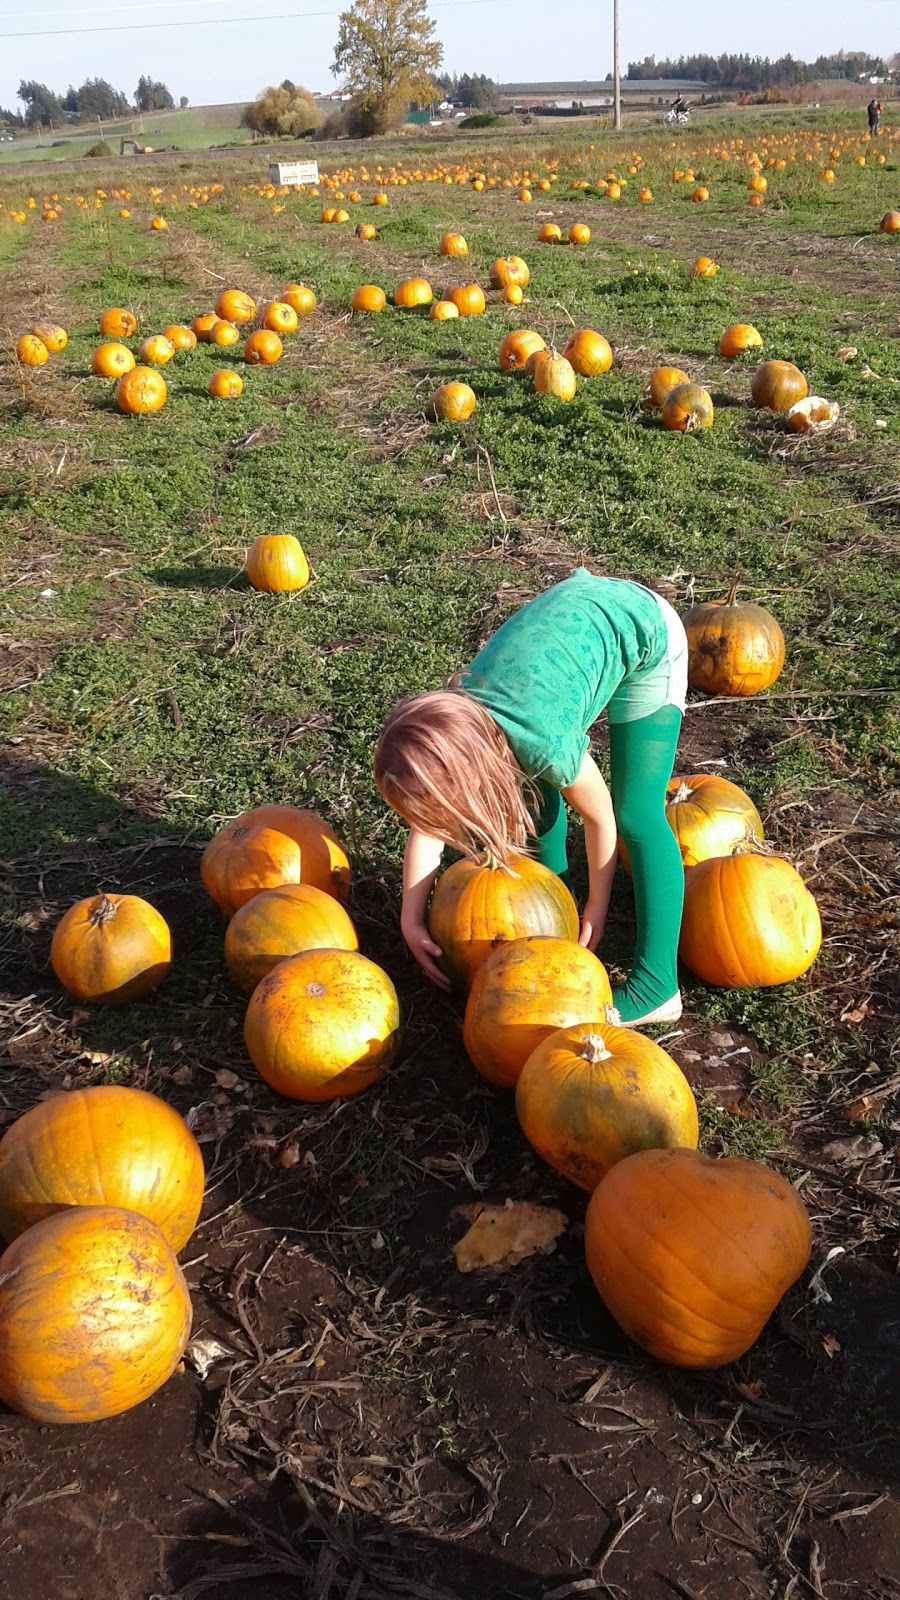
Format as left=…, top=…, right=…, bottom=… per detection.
left=0, top=104, right=253, bottom=164
left=0, top=111, right=898, bottom=1600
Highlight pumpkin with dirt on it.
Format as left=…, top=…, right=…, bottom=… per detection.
left=584, top=1147, right=812, bottom=1367
left=245, top=533, right=309, bottom=593
left=682, top=578, right=785, bottom=696
left=201, top=804, right=350, bottom=917
left=244, top=948, right=399, bottom=1102
left=489, top=255, right=530, bottom=289
left=0, top=1086, right=204, bottom=1252
left=428, top=854, right=579, bottom=995
left=32, top=322, right=67, bottom=352
left=116, top=366, right=167, bottom=414
left=679, top=851, right=821, bottom=988
left=516, top=1020, right=699, bottom=1191
left=463, top=936, right=614, bottom=1089
left=15, top=334, right=49, bottom=366
left=0, top=1206, right=192, bottom=1422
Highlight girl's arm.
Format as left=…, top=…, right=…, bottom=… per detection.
left=562, top=752, right=618, bottom=952
left=400, top=827, right=451, bottom=990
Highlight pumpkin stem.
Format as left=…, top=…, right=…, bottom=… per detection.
left=579, top=1032, right=613, bottom=1064
left=89, top=894, right=118, bottom=927
left=725, top=573, right=741, bottom=606
left=733, top=836, right=773, bottom=857
left=671, top=781, right=694, bottom=804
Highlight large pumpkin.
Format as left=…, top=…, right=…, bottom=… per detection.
left=490, top=255, right=530, bottom=289
left=516, top=1021, right=698, bottom=1191
left=282, top=283, right=317, bottom=316
left=426, top=382, right=476, bottom=421
left=620, top=774, right=764, bottom=871
left=641, top=366, right=690, bottom=411
left=682, top=578, right=785, bottom=696
left=750, top=360, right=808, bottom=413
left=439, top=232, right=468, bottom=256
left=463, top=936, right=613, bottom=1089
left=444, top=282, right=486, bottom=316
left=584, top=1148, right=811, bottom=1367
left=499, top=329, right=546, bottom=371
left=562, top=329, right=613, bottom=376
left=91, top=342, right=135, bottom=379
left=99, top=307, right=138, bottom=338
left=50, top=893, right=172, bottom=1005
left=116, top=367, right=167, bottom=414
left=201, top=804, right=351, bottom=917
left=244, top=329, right=283, bottom=365
left=351, top=284, right=386, bottom=313
left=0, top=1086, right=204, bottom=1252
left=244, top=948, right=399, bottom=1101
left=215, top=288, right=256, bottom=325
left=718, top=323, right=762, bottom=358
left=661, top=382, right=713, bottom=432
left=534, top=355, right=577, bottom=401
left=245, top=533, right=309, bottom=592
left=16, top=334, right=49, bottom=366
left=679, top=852, right=821, bottom=988
left=394, top=277, right=433, bottom=308
left=428, top=855, right=579, bottom=995
left=0, top=1206, right=192, bottom=1422
left=224, top=882, right=358, bottom=991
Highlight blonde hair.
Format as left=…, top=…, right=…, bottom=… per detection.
left=374, top=688, right=537, bottom=865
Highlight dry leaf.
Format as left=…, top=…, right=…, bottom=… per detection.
left=821, top=1134, right=883, bottom=1164
left=277, top=1140, right=301, bottom=1168
left=452, top=1199, right=567, bottom=1273
left=184, top=1336, right=236, bottom=1379
left=214, top=1068, right=242, bottom=1090
left=835, top=346, right=857, bottom=362
left=842, top=1093, right=883, bottom=1124
left=821, top=1334, right=841, bottom=1359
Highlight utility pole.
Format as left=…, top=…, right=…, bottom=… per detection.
left=613, top=0, right=622, bottom=130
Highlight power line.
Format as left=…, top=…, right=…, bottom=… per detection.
left=0, top=0, right=520, bottom=39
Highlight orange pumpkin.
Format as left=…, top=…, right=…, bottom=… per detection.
left=444, top=282, right=486, bottom=316
left=244, top=949, right=399, bottom=1101
left=426, top=382, right=476, bottom=421
left=208, top=368, right=243, bottom=398
left=690, top=256, right=717, bottom=277
left=373, top=192, right=389, bottom=206
left=138, top=334, right=175, bottom=366
left=245, top=533, right=309, bottom=592
left=91, top=342, right=135, bottom=379
left=568, top=223, right=591, bottom=244
left=584, top=1148, right=812, bottom=1367
left=209, top=318, right=240, bottom=347
left=750, top=360, right=808, bottom=413
left=430, top=300, right=460, bottom=320
left=0, top=1206, right=192, bottom=1422
left=216, top=288, right=256, bottom=325
left=499, top=329, right=546, bottom=371
left=641, top=366, right=690, bottom=411
left=562, top=329, right=613, bottom=376
left=50, top=893, right=171, bottom=1004
left=150, top=215, right=168, bottom=231
left=282, top=283, right=317, bottom=316
left=489, top=255, right=530, bottom=289
left=440, top=231, right=468, bottom=256
left=99, top=307, right=138, bottom=338
left=682, top=578, right=785, bottom=696
left=538, top=222, right=562, bottom=243
left=263, top=301, right=299, bottom=334
left=785, top=395, right=839, bottom=435
left=394, top=277, right=433, bottom=308
left=225, top=882, right=357, bottom=991
left=191, top=312, right=219, bottom=342
left=534, top=354, right=577, bottom=400
left=680, top=852, right=821, bottom=987
left=879, top=210, right=900, bottom=233
left=163, top=324, right=197, bottom=350
left=516, top=1021, right=698, bottom=1191
left=638, top=186, right=653, bottom=202
left=201, top=804, right=350, bottom=916
left=428, top=855, right=578, bottom=995
left=116, top=366, right=167, bottom=414
left=16, top=334, right=49, bottom=366
left=0, top=1086, right=204, bottom=1252
left=748, top=173, right=768, bottom=193
left=351, top=284, right=387, bottom=312
left=691, top=186, right=710, bottom=203
left=244, top=329, right=283, bottom=365
left=355, top=222, right=377, bottom=240
left=503, top=283, right=524, bottom=305
left=463, top=936, right=614, bottom=1089
left=662, top=774, right=763, bottom=866
left=32, top=322, right=67, bottom=352
left=661, top=382, right=714, bottom=432
left=719, top=323, right=763, bottom=358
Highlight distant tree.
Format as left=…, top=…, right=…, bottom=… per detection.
left=280, top=79, right=296, bottom=90
left=17, top=80, right=64, bottom=129
left=179, top=95, right=189, bottom=109
left=456, top=71, right=500, bottom=110
left=332, top=0, right=443, bottom=134
left=70, top=78, right=130, bottom=120
left=135, top=75, right=175, bottom=111
left=241, top=84, right=321, bottom=137
left=62, top=85, right=80, bottom=114
left=0, top=104, right=24, bottom=128
left=626, top=49, right=887, bottom=89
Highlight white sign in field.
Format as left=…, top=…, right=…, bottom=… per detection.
left=268, top=161, right=320, bottom=186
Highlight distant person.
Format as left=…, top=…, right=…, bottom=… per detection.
left=671, top=95, right=688, bottom=117
left=867, top=98, right=881, bottom=136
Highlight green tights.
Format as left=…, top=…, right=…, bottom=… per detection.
left=532, top=706, right=684, bottom=1023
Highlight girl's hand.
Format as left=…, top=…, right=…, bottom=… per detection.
left=578, top=901, right=606, bottom=953
left=401, top=917, right=451, bottom=991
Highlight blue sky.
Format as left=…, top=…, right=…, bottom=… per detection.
left=0, top=0, right=896, bottom=114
